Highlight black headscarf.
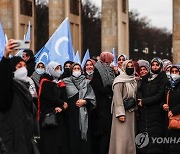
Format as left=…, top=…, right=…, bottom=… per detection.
left=61, top=61, right=74, bottom=79
left=10, top=56, right=25, bottom=72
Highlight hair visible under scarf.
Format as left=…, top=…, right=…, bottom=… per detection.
left=70, top=63, right=82, bottom=74
left=117, top=54, right=128, bottom=61
left=170, top=64, right=180, bottom=74
left=100, top=51, right=114, bottom=64
left=63, top=60, right=74, bottom=69
left=83, top=59, right=96, bottom=73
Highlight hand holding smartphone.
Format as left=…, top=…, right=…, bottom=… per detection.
left=14, top=40, right=30, bottom=50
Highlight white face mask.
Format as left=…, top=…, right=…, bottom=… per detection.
left=166, top=72, right=170, bottom=79
left=171, top=74, right=180, bottom=81
left=86, top=71, right=94, bottom=75
left=72, top=71, right=81, bottom=78
left=36, top=68, right=45, bottom=75
left=14, top=67, right=27, bottom=81
left=52, top=70, right=62, bottom=78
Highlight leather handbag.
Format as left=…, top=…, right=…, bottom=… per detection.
left=166, top=90, right=180, bottom=129
left=42, top=112, right=58, bottom=128
left=123, top=98, right=136, bottom=110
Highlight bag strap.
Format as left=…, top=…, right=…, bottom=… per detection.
left=166, top=90, right=170, bottom=114
left=37, top=78, right=50, bottom=121
left=166, top=90, right=170, bottom=105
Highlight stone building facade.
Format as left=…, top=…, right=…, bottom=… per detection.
left=101, top=0, right=129, bottom=57
left=0, top=0, right=35, bottom=51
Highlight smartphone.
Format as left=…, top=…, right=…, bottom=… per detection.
left=14, top=40, right=30, bottom=50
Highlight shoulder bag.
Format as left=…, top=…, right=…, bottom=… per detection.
left=166, top=90, right=180, bottom=129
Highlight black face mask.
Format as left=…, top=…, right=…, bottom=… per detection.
left=151, top=68, right=161, bottom=74
left=64, top=68, right=70, bottom=75
left=126, top=68, right=134, bottom=75
left=141, top=72, right=150, bottom=81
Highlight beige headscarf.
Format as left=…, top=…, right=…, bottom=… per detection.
left=113, top=60, right=137, bottom=98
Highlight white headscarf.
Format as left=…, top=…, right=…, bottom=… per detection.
left=46, top=61, right=61, bottom=77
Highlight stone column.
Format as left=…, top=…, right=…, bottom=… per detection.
left=101, top=0, right=129, bottom=56
left=101, top=0, right=118, bottom=52
left=0, top=0, right=14, bottom=38
left=173, top=0, right=180, bottom=63
left=49, top=0, right=65, bottom=36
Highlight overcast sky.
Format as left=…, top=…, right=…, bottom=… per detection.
left=129, top=0, right=172, bottom=31
left=89, top=0, right=172, bottom=31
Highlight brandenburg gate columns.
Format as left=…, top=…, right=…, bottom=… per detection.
left=101, top=0, right=129, bottom=56
left=173, top=0, right=180, bottom=63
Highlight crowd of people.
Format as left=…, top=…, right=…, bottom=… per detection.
left=0, top=39, right=180, bottom=154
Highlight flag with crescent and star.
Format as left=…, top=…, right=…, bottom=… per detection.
left=35, top=18, right=75, bottom=67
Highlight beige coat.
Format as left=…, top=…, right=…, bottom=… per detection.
left=109, top=81, right=136, bottom=154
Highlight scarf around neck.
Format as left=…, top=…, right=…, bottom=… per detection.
left=95, top=61, right=115, bottom=87
left=63, top=75, right=96, bottom=141
left=113, top=74, right=137, bottom=98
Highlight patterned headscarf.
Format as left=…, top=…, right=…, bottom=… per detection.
left=162, top=59, right=172, bottom=72
left=100, top=51, right=114, bottom=64
left=137, top=59, right=150, bottom=72
left=151, top=57, right=163, bottom=70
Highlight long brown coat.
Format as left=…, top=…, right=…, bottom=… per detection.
left=109, top=81, right=136, bottom=154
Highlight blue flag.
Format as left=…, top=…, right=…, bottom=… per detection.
left=74, top=51, right=81, bottom=64
left=81, top=49, right=90, bottom=69
left=112, top=48, right=117, bottom=66
left=0, top=22, right=6, bottom=61
left=35, top=18, right=75, bottom=67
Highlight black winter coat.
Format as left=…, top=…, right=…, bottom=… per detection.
left=0, top=57, right=34, bottom=154
left=39, top=74, right=69, bottom=154
left=90, top=68, right=114, bottom=154
left=137, top=71, right=168, bottom=153
left=26, top=58, right=36, bottom=77
left=166, top=79, right=180, bottom=154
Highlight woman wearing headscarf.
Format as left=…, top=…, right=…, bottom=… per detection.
left=63, top=63, right=96, bottom=154
left=162, top=59, right=172, bottom=80
left=117, top=54, right=128, bottom=75
left=109, top=60, right=137, bottom=154
left=83, top=59, right=96, bottom=80
left=39, top=61, right=69, bottom=154
left=60, top=60, right=74, bottom=79
left=137, top=60, right=150, bottom=88
left=137, top=57, right=168, bottom=154
left=163, top=64, right=180, bottom=154
left=32, top=61, right=46, bottom=90
left=90, top=51, right=115, bottom=154
left=0, top=39, right=35, bottom=154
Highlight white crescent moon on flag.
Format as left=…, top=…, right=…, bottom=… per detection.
left=55, top=36, right=69, bottom=56
left=38, top=52, right=48, bottom=62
